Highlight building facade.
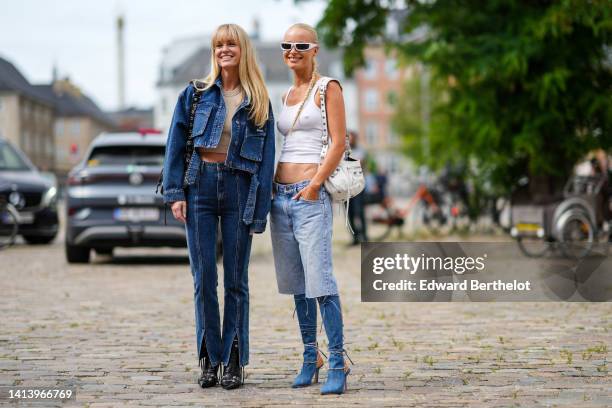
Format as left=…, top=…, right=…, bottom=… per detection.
left=34, top=79, right=116, bottom=175
left=0, top=57, right=56, bottom=171
left=356, top=46, right=414, bottom=195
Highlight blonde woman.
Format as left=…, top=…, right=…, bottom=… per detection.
left=162, top=23, right=274, bottom=390
left=270, top=23, right=352, bottom=394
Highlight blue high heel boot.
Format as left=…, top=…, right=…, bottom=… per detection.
left=292, top=294, right=325, bottom=388
left=318, top=295, right=353, bottom=395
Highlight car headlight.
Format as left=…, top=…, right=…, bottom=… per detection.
left=41, top=186, right=58, bottom=207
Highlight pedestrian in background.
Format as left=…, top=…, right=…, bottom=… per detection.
left=162, top=23, right=275, bottom=390
left=346, top=130, right=368, bottom=244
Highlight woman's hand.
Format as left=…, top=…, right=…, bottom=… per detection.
left=171, top=201, right=187, bottom=223
left=293, top=183, right=320, bottom=201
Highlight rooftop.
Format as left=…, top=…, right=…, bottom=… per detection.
left=158, top=40, right=346, bottom=86
left=0, top=56, right=55, bottom=106
left=33, top=82, right=116, bottom=128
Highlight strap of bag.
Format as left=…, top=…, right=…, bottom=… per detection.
left=157, top=81, right=204, bottom=225
left=155, top=81, right=203, bottom=196
left=184, top=80, right=204, bottom=169
left=318, top=77, right=356, bottom=235
left=318, top=77, right=351, bottom=163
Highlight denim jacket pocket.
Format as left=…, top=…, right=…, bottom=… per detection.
left=192, top=103, right=215, bottom=138
left=240, top=127, right=265, bottom=162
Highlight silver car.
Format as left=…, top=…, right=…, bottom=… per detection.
left=64, top=131, right=186, bottom=263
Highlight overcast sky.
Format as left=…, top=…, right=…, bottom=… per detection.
left=0, top=0, right=326, bottom=111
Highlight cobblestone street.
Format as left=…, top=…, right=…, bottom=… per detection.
left=1, top=220, right=611, bottom=407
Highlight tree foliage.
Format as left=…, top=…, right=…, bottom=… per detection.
left=317, top=0, right=612, bottom=195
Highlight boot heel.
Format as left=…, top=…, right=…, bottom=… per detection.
left=344, top=366, right=350, bottom=391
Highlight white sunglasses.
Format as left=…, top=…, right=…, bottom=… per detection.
left=280, top=42, right=318, bottom=52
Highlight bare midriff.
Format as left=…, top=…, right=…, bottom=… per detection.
left=275, top=162, right=318, bottom=184
left=198, top=149, right=226, bottom=163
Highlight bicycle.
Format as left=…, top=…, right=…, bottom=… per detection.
left=365, top=182, right=469, bottom=241
left=0, top=195, right=19, bottom=249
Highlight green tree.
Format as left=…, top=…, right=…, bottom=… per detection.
left=318, top=0, right=612, bottom=198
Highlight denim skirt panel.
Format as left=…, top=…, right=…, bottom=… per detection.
left=185, top=161, right=253, bottom=367
left=270, top=180, right=339, bottom=299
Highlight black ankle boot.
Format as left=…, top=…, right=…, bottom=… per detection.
left=198, top=355, right=219, bottom=388
left=220, top=338, right=243, bottom=390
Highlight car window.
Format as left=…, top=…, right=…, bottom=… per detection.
left=87, top=145, right=165, bottom=167
left=0, top=143, right=30, bottom=170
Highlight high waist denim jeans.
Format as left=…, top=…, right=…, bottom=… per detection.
left=270, top=180, right=338, bottom=298
left=185, top=161, right=253, bottom=367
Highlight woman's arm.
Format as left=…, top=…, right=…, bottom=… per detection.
left=293, top=81, right=346, bottom=200
left=250, top=106, right=276, bottom=233
left=162, top=85, right=194, bottom=204
left=163, top=85, right=195, bottom=224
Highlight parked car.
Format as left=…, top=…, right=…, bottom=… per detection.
left=64, top=131, right=188, bottom=263
left=0, top=137, right=59, bottom=244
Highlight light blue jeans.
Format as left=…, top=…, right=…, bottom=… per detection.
left=270, top=180, right=339, bottom=298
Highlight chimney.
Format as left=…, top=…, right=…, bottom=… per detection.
left=252, top=17, right=260, bottom=41
left=52, top=63, right=58, bottom=83
left=116, top=14, right=126, bottom=109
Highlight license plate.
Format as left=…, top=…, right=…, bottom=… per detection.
left=113, top=207, right=159, bottom=222
left=17, top=212, right=34, bottom=224
left=515, top=223, right=541, bottom=232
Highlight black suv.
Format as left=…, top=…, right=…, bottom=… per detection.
left=0, top=138, right=59, bottom=244
left=64, top=131, right=188, bottom=263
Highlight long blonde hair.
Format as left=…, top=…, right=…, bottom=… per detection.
left=200, top=24, right=270, bottom=127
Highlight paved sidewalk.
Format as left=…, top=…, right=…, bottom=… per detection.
left=1, top=224, right=611, bottom=407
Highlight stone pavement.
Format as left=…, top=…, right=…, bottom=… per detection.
left=0, top=218, right=611, bottom=407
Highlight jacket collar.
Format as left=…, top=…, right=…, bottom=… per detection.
left=213, top=75, right=223, bottom=89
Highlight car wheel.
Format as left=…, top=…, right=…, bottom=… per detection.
left=95, top=247, right=113, bottom=256
left=66, top=244, right=91, bottom=263
left=23, top=234, right=57, bottom=245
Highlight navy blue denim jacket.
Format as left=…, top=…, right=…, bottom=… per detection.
left=162, top=76, right=275, bottom=233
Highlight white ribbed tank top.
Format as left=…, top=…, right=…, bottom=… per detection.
left=276, top=77, right=325, bottom=164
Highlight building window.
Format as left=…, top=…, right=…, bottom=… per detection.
left=71, top=121, right=80, bottom=135
left=46, top=136, right=53, bottom=157
left=161, top=97, right=167, bottom=114
left=55, top=120, right=64, bottom=137
left=363, top=59, right=377, bottom=79
left=364, top=89, right=379, bottom=111
left=385, top=59, right=398, bottom=79
left=366, top=122, right=378, bottom=146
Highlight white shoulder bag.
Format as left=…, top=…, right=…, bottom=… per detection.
left=318, top=77, right=366, bottom=203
